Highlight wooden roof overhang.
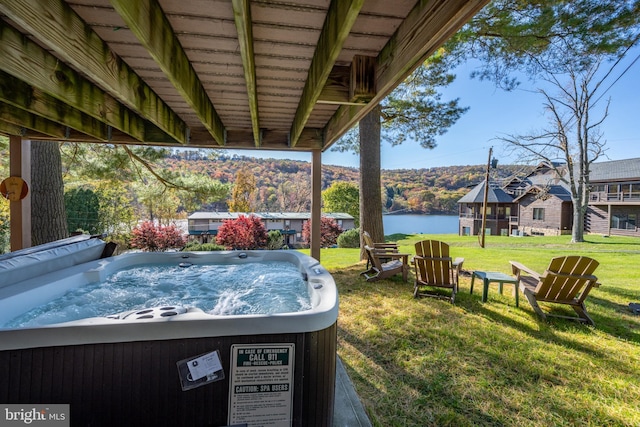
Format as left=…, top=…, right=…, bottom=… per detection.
left=0, top=0, right=489, bottom=152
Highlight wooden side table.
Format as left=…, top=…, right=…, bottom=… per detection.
left=470, top=271, right=519, bottom=306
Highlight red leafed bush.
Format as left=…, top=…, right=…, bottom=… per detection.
left=216, top=214, right=268, bottom=250
left=130, top=221, right=186, bottom=251
left=302, top=217, right=343, bottom=248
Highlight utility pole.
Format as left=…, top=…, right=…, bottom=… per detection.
left=479, top=147, right=492, bottom=248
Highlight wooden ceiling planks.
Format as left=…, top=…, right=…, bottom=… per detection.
left=0, top=0, right=489, bottom=150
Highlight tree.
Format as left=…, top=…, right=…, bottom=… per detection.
left=229, top=167, right=256, bottom=212
left=499, top=63, right=611, bottom=242
left=302, top=216, right=343, bottom=248
left=276, top=172, right=311, bottom=212
left=65, top=187, right=100, bottom=234
left=334, top=53, right=468, bottom=255
left=216, top=214, right=267, bottom=250
left=322, top=182, right=360, bottom=227
left=452, top=0, right=640, bottom=242
left=62, top=142, right=229, bottom=225
left=358, top=105, right=384, bottom=257
left=132, top=176, right=181, bottom=224
left=175, top=173, right=230, bottom=213
left=94, top=181, right=136, bottom=236
left=31, top=141, right=68, bottom=245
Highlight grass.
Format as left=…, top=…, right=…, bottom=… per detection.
left=306, top=234, right=640, bottom=426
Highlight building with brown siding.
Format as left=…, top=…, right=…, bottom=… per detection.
left=586, top=158, right=640, bottom=237
left=458, top=158, right=640, bottom=237
left=458, top=182, right=516, bottom=236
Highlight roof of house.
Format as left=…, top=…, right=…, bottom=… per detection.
left=457, top=182, right=514, bottom=204
left=589, top=158, right=640, bottom=182
left=513, top=184, right=573, bottom=202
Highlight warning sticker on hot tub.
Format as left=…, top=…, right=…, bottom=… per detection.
left=228, top=344, right=295, bottom=427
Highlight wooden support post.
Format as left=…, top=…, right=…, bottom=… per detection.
left=350, top=55, right=376, bottom=103
left=310, top=149, right=322, bottom=261
left=9, top=136, right=31, bottom=251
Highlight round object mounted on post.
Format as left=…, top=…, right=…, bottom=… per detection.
left=0, top=176, right=29, bottom=201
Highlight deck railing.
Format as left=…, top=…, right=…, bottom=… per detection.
left=589, top=191, right=640, bottom=203
left=459, top=213, right=513, bottom=221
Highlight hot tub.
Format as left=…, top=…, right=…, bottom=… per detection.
left=0, top=239, right=338, bottom=427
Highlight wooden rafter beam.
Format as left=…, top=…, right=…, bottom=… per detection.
left=0, top=22, right=176, bottom=144
left=289, top=0, right=364, bottom=147
left=0, top=0, right=188, bottom=145
left=0, top=117, right=102, bottom=142
left=0, top=70, right=110, bottom=141
left=0, top=120, right=25, bottom=137
left=0, top=101, right=69, bottom=139
left=0, top=70, right=179, bottom=145
left=232, top=0, right=260, bottom=147
left=324, top=0, right=489, bottom=148
left=112, top=0, right=226, bottom=146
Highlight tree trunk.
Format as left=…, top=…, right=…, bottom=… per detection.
left=571, top=200, right=586, bottom=243
left=359, top=105, right=384, bottom=260
left=31, top=141, right=68, bottom=245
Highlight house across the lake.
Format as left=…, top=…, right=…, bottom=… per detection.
left=458, top=158, right=640, bottom=237
left=187, top=212, right=355, bottom=246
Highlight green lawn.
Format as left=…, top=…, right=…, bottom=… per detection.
left=305, top=234, right=640, bottom=426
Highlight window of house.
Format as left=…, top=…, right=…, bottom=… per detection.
left=611, top=215, right=621, bottom=229
left=611, top=214, right=637, bottom=230
left=533, top=208, right=545, bottom=221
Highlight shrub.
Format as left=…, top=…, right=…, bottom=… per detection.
left=130, top=221, right=186, bottom=252
left=182, top=241, right=226, bottom=251
left=337, top=228, right=360, bottom=248
left=302, top=216, right=344, bottom=248
left=266, top=230, right=287, bottom=250
left=216, top=214, right=268, bottom=250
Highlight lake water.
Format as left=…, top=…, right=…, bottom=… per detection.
left=383, top=214, right=458, bottom=235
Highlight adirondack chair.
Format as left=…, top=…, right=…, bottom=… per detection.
left=510, top=256, right=600, bottom=325
left=412, top=240, right=464, bottom=303
left=360, top=244, right=410, bottom=282
left=362, top=231, right=398, bottom=266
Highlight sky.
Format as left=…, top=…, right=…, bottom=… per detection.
left=220, top=46, right=640, bottom=170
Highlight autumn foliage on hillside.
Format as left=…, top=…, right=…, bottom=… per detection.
left=216, top=214, right=268, bottom=250
left=163, top=152, right=529, bottom=215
